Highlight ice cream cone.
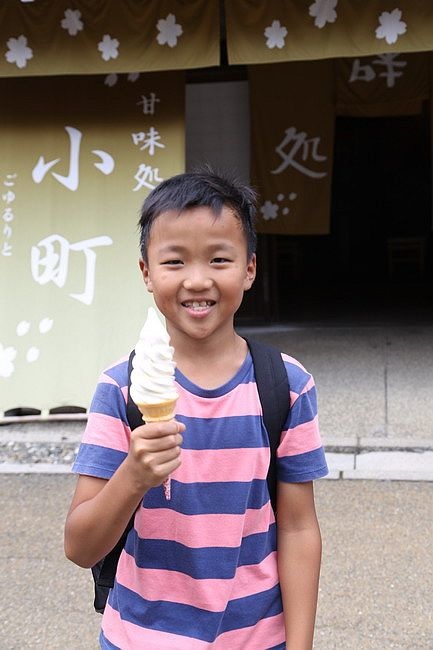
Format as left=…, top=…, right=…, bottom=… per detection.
left=136, top=398, right=178, bottom=423
left=136, top=398, right=178, bottom=500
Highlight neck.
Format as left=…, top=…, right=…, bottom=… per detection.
left=169, top=328, right=248, bottom=389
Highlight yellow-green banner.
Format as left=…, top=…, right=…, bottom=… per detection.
left=0, top=0, right=219, bottom=77
left=0, top=71, right=184, bottom=413
left=249, top=61, right=334, bottom=235
left=226, top=1, right=433, bottom=64
left=337, top=52, right=430, bottom=116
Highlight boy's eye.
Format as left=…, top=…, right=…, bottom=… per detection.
left=211, top=257, right=230, bottom=264
left=162, top=259, right=183, bottom=265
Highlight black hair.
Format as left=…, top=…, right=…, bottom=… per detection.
left=138, top=169, right=257, bottom=262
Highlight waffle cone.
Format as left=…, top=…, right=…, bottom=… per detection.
left=137, top=398, right=178, bottom=422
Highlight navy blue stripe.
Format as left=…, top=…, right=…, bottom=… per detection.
left=143, top=478, right=270, bottom=514
left=283, top=359, right=310, bottom=392
left=278, top=447, right=328, bottom=482
left=175, top=352, right=253, bottom=397
left=109, top=581, right=223, bottom=642
left=108, top=581, right=282, bottom=643
left=72, top=443, right=127, bottom=479
left=286, top=386, right=317, bottom=429
left=89, top=381, right=128, bottom=425
left=220, top=583, right=282, bottom=633
left=103, top=359, right=128, bottom=388
left=176, top=414, right=269, bottom=450
left=126, top=523, right=276, bottom=579
left=268, top=644, right=286, bottom=650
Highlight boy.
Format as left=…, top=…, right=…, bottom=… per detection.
left=65, top=170, right=328, bottom=649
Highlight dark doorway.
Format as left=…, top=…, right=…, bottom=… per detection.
left=238, top=104, right=433, bottom=325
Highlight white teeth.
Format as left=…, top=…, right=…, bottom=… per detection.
left=184, top=300, right=212, bottom=310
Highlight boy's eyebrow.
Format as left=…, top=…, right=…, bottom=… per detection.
left=158, top=242, right=237, bottom=254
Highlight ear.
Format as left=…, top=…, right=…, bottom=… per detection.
left=139, top=258, right=153, bottom=293
left=244, top=254, right=256, bottom=291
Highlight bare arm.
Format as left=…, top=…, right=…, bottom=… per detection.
left=277, top=481, right=322, bottom=650
left=64, top=419, right=184, bottom=568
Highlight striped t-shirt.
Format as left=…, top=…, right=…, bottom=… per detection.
left=73, top=350, right=328, bottom=649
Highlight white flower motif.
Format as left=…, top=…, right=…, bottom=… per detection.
left=260, top=200, right=279, bottom=221
left=309, top=0, right=338, bottom=29
left=16, top=320, right=30, bottom=336
left=264, top=20, right=288, bottom=49
left=5, top=35, right=33, bottom=69
left=0, top=343, right=17, bottom=378
left=38, top=317, right=53, bottom=334
left=376, top=9, right=407, bottom=45
left=104, top=73, right=118, bottom=87
left=26, top=346, right=40, bottom=363
left=127, top=72, right=140, bottom=82
left=156, top=14, right=183, bottom=48
left=97, top=34, right=119, bottom=61
left=61, top=9, right=84, bottom=36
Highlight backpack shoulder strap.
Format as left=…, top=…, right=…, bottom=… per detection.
left=91, top=351, right=141, bottom=613
left=126, top=350, right=144, bottom=430
left=244, top=337, right=290, bottom=513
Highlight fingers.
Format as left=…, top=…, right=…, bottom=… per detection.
left=134, top=419, right=185, bottom=439
left=127, top=419, right=184, bottom=488
left=131, top=420, right=184, bottom=451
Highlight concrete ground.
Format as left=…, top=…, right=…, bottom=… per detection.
left=0, top=474, right=432, bottom=649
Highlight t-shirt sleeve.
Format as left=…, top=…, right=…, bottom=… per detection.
left=276, top=354, right=328, bottom=483
left=72, top=358, right=131, bottom=479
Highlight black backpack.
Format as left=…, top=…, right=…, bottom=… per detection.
left=91, top=337, right=290, bottom=613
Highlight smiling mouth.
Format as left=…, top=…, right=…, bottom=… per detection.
left=182, top=300, right=215, bottom=311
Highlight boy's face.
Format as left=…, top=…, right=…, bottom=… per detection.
left=140, top=206, right=256, bottom=345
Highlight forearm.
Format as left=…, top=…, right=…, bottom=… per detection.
left=64, top=461, right=148, bottom=568
left=277, top=524, right=322, bottom=650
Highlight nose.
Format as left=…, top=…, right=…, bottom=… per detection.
left=182, top=264, right=213, bottom=291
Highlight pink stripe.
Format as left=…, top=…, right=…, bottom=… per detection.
left=82, top=412, right=130, bottom=453
left=279, top=415, right=321, bottom=456
left=176, top=381, right=262, bottom=418
left=135, top=501, right=274, bottom=547
left=282, top=351, right=307, bottom=371
left=214, top=612, right=285, bottom=649
left=116, top=550, right=279, bottom=613
left=102, top=603, right=207, bottom=649
left=173, top=446, right=269, bottom=484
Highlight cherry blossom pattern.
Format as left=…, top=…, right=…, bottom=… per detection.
left=127, top=72, right=140, bottom=82
left=104, top=73, right=118, bottom=87
left=5, top=35, right=33, bottom=69
left=0, top=343, right=17, bottom=378
left=376, top=9, right=407, bottom=45
left=156, top=14, right=183, bottom=48
left=264, top=20, right=288, bottom=49
left=61, top=9, right=84, bottom=36
left=260, top=200, right=279, bottom=220
left=309, top=0, right=338, bottom=29
left=98, top=34, right=119, bottom=61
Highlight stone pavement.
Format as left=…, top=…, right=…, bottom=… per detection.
left=1, top=474, right=432, bottom=649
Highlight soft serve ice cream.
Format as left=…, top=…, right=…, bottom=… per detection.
left=130, top=307, right=178, bottom=500
left=130, top=307, right=178, bottom=410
